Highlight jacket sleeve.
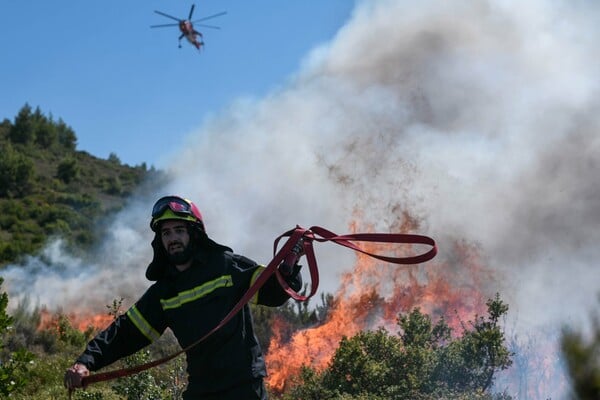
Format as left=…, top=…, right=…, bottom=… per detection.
left=76, top=284, right=168, bottom=371
left=231, top=253, right=303, bottom=307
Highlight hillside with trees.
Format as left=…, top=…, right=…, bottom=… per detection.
left=0, top=104, right=165, bottom=267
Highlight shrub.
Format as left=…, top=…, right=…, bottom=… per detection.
left=0, top=278, right=35, bottom=397
left=282, top=295, right=513, bottom=400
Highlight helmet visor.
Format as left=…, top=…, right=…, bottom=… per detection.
left=152, top=196, right=193, bottom=219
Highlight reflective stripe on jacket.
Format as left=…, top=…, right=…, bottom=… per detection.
left=76, top=247, right=302, bottom=394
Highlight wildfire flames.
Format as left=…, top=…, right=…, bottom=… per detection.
left=32, top=213, right=563, bottom=399
left=38, top=308, right=115, bottom=333
left=265, top=223, right=492, bottom=394
left=34, top=223, right=565, bottom=398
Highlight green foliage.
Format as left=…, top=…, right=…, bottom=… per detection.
left=0, top=119, right=10, bottom=139
left=111, top=350, right=165, bottom=400
left=4, top=305, right=118, bottom=400
left=55, top=314, right=90, bottom=349
left=55, top=118, right=77, bottom=151
left=282, top=295, right=513, bottom=400
left=107, top=153, right=121, bottom=165
left=561, top=295, right=600, bottom=400
left=326, top=329, right=403, bottom=396
left=0, top=143, right=34, bottom=197
left=0, top=104, right=166, bottom=267
left=8, top=104, right=35, bottom=145
left=101, top=297, right=166, bottom=399
left=75, top=391, right=106, bottom=399
left=56, top=157, right=79, bottom=183
left=4, top=104, right=76, bottom=152
left=11, top=351, right=120, bottom=400
left=3, top=296, right=184, bottom=399
left=436, top=295, right=512, bottom=392
left=0, top=278, right=35, bottom=397
left=32, top=106, right=58, bottom=148
left=102, top=176, right=123, bottom=195
left=106, top=297, right=125, bottom=319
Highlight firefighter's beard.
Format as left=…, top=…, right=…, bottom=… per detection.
left=167, top=241, right=194, bottom=265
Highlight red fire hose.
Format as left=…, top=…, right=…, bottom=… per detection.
left=75, top=225, right=437, bottom=390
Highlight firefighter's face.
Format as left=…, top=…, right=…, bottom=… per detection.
left=160, top=220, right=192, bottom=264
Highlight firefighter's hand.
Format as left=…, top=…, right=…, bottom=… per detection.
left=64, top=363, right=89, bottom=390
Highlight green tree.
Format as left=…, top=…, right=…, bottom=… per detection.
left=0, top=119, right=11, bottom=140
left=283, top=295, right=513, bottom=400
left=102, top=176, right=122, bottom=195
left=56, top=118, right=77, bottom=151
left=0, top=143, right=35, bottom=197
left=56, top=157, right=79, bottom=183
left=0, top=277, right=35, bottom=397
left=436, top=295, right=512, bottom=392
left=32, top=108, right=59, bottom=149
left=8, top=104, right=35, bottom=145
left=107, top=153, right=121, bottom=165
left=561, top=296, right=600, bottom=400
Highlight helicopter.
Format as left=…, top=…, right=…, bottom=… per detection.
left=150, top=4, right=226, bottom=50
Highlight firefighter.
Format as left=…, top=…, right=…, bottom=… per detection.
left=64, top=195, right=303, bottom=399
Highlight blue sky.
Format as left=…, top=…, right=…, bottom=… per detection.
left=0, top=1, right=355, bottom=167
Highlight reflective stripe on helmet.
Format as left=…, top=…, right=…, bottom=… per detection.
left=160, top=275, right=233, bottom=310
left=151, top=209, right=198, bottom=230
left=126, top=305, right=161, bottom=342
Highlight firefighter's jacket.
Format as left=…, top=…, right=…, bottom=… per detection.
left=76, top=246, right=302, bottom=393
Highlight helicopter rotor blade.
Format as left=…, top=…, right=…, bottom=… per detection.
left=195, top=23, right=221, bottom=30
left=150, top=23, right=179, bottom=28
left=192, top=11, right=227, bottom=23
left=154, top=10, right=182, bottom=22
left=188, top=4, right=195, bottom=20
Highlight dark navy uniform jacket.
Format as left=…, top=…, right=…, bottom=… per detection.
left=76, top=246, right=302, bottom=394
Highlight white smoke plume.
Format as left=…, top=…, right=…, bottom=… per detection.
left=3, top=0, right=599, bottom=398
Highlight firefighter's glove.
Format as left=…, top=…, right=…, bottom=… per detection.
left=279, top=262, right=303, bottom=278
left=279, top=238, right=305, bottom=277
left=64, top=363, right=90, bottom=390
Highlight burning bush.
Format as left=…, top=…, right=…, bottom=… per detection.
left=276, top=295, right=513, bottom=400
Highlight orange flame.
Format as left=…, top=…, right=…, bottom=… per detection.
left=38, top=308, right=115, bottom=333
left=265, top=221, right=492, bottom=394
